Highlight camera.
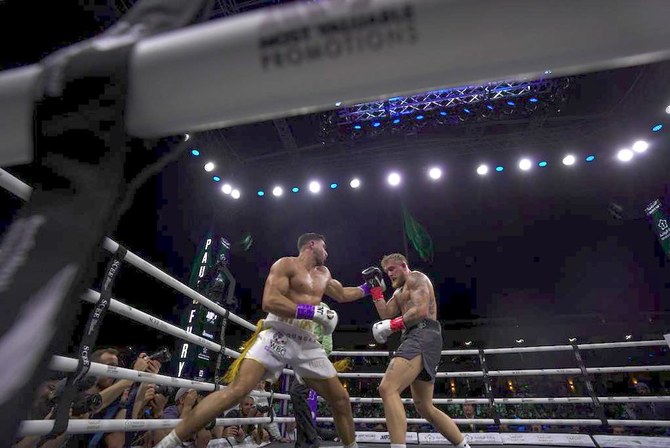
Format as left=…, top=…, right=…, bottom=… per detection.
left=50, top=376, right=102, bottom=416
left=153, top=385, right=174, bottom=397
left=256, top=405, right=270, bottom=414
left=147, top=348, right=172, bottom=363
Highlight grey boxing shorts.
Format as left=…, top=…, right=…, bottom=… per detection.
left=393, top=318, right=442, bottom=382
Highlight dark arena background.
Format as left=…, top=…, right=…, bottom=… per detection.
left=1, top=0, right=670, bottom=447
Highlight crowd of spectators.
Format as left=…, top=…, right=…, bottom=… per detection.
left=14, top=346, right=670, bottom=447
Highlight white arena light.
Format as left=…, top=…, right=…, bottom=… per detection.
left=562, top=154, right=576, bottom=166
left=632, top=140, right=648, bottom=153
left=221, top=184, right=232, bottom=195
left=428, top=167, right=442, bottom=180
left=387, top=172, right=401, bottom=186
left=184, top=133, right=190, bottom=141
left=476, top=164, right=488, bottom=176
left=231, top=189, right=240, bottom=199
left=204, top=162, right=215, bottom=172
left=518, top=158, right=532, bottom=171
left=666, top=105, right=670, bottom=115
left=350, top=178, right=361, bottom=189
left=309, top=181, right=321, bottom=193
left=272, top=186, right=283, bottom=197
left=617, top=148, right=633, bottom=162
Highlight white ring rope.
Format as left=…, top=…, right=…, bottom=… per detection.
left=17, top=417, right=296, bottom=437
left=49, top=356, right=290, bottom=401
left=331, top=340, right=668, bottom=357
left=346, top=396, right=670, bottom=405
left=316, top=417, right=670, bottom=428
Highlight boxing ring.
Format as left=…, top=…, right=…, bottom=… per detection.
left=2, top=0, right=670, bottom=446
left=4, top=169, right=670, bottom=446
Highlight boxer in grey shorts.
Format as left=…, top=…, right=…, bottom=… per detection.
left=395, top=318, right=442, bottom=382
left=365, top=253, right=471, bottom=448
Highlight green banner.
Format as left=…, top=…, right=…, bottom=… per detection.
left=645, top=198, right=670, bottom=259
left=402, top=204, right=434, bottom=263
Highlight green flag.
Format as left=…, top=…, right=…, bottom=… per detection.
left=402, top=204, right=434, bottom=263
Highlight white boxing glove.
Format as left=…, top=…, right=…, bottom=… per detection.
left=372, top=317, right=405, bottom=343
left=296, top=304, right=338, bottom=335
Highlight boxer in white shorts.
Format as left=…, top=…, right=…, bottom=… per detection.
left=156, top=233, right=381, bottom=448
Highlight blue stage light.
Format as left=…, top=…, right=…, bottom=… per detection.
left=507, top=100, right=515, bottom=106
left=212, top=176, right=220, bottom=182
left=652, top=124, right=663, bottom=132
left=292, top=187, right=299, bottom=193
left=529, top=97, right=539, bottom=103
left=372, top=122, right=381, bottom=128
left=392, top=118, right=401, bottom=124
left=416, top=115, right=425, bottom=120
left=486, top=105, right=494, bottom=110
left=463, top=108, right=471, bottom=114
left=330, top=183, right=338, bottom=189
left=191, top=149, right=200, bottom=156
left=538, top=161, right=548, bottom=167
left=496, top=166, right=504, bottom=172
left=585, top=155, right=595, bottom=162
left=353, top=124, right=362, bottom=130
left=439, top=111, right=448, bottom=116
left=257, top=191, right=265, bottom=197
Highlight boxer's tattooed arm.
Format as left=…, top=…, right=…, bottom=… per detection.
left=401, top=273, right=430, bottom=327
left=374, top=295, right=400, bottom=319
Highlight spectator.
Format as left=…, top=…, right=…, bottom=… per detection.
left=462, top=403, right=478, bottom=433
left=222, top=395, right=268, bottom=445
left=154, top=388, right=211, bottom=448
left=252, top=381, right=287, bottom=442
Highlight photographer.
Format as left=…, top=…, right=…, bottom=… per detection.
left=252, top=381, right=287, bottom=443
left=222, top=395, right=269, bottom=445
left=84, top=348, right=161, bottom=447
left=154, top=388, right=211, bottom=448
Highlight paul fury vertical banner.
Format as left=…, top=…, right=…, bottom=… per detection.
left=645, top=199, right=670, bottom=259
left=176, top=233, right=232, bottom=380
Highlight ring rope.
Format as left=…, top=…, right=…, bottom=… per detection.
left=316, top=417, right=670, bottom=427
left=330, top=340, right=668, bottom=357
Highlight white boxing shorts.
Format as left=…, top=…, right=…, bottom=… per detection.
left=245, top=320, right=336, bottom=383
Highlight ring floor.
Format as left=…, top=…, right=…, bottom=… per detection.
left=265, top=443, right=563, bottom=448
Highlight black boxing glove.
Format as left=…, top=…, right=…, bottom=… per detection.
left=358, top=266, right=386, bottom=301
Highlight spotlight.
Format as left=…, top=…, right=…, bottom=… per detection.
left=666, top=105, right=670, bottom=115
left=372, top=122, right=381, bottom=128
left=292, top=187, right=300, bottom=193
left=387, top=172, right=401, bottom=186
left=354, top=124, right=362, bottom=130
left=585, top=155, right=595, bottom=162
left=495, top=166, right=504, bottom=172
left=231, top=189, right=240, bottom=199
left=335, top=101, right=342, bottom=107
left=507, top=100, right=515, bottom=106
left=476, top=164, right=488, bottom=176
left=562, top=155, right=576, bottom=166
left=191, top=149, right=200, bottom=156
left=212, top=176, right=221, bottom=182
left=272, top=186, right=283, bottom=197
left=330, top=183, right=338, bottom=189
left=257, top=190, right=265, bottom=197
left=204, top=162, right=215, bottom=172
left=568, top=337, right=577, bottom=343
left=529, top=98, right=539, bottom=103
left=516, top=338, right=525, bottom=344
left=617, top=149, right=633, bottom=162
left=416, top=115, right=424, bottom=120
left=392, top=118, right=401, bottom=124
left=538, top=161, right=548, bottom=167
left=463, top=108, right=472, bottom=114
left=221, top=184, right=232, bottom=195
left=486, top=104, right=494, bottom=110
left=439, top=111, right=448, bottom=116
left=350, top=178, right=361, bottom=189
left=632, top=140, right=649, bottom=153
left=309, top=181, right=321, bottom=193
left=428, top=167, right=442, bottom=180
left=652, top=124, right=663, bottom=132
left=519, top=159, right=532, bottom=170
left=464, top=341, right=472, bottom=346
left=625, top=334, right=632, bottom=340
left=184, top=133, right=191, bottom=141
